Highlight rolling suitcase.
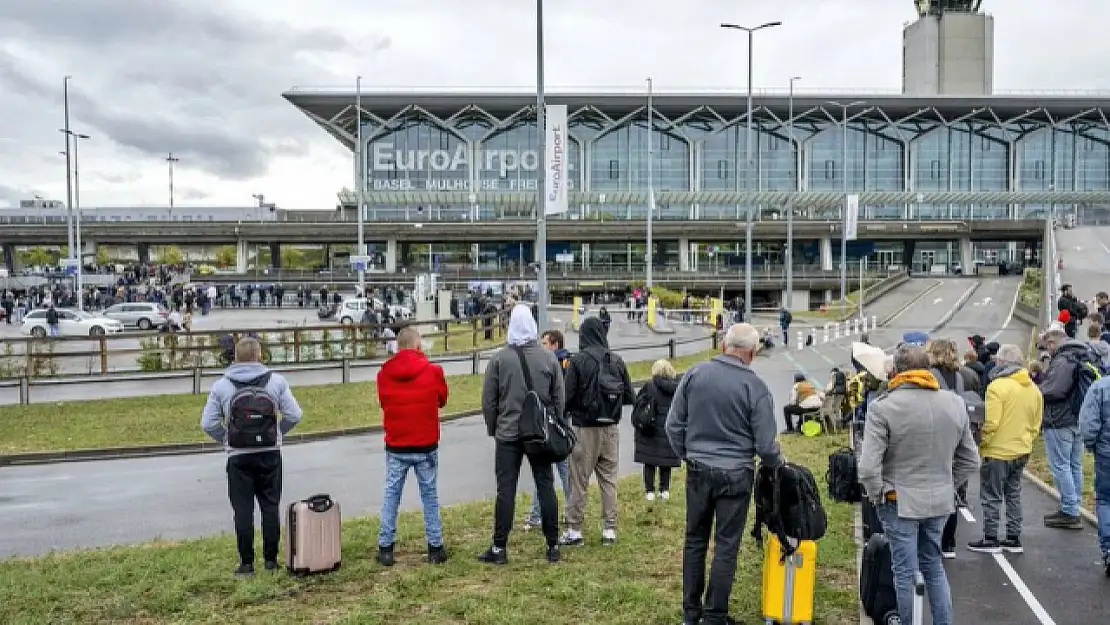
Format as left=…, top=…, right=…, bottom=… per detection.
left=761, top=535, right=817, bottom=624
left=860, top=533, right=900, bottom=625
left=285, top=493, right=342, bottom=576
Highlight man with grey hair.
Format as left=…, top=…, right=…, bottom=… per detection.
left=859, top=344, right=979, bottom=625
left=966, top=344, right=1042, bottom=555
left=1038, top=327, right=1095, bottom=530
left=666, top=323, right=783, bottom=625
left=201, top=337, right=303, bottom=578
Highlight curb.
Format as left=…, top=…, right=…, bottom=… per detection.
left=879, top=279, right=943, bottom=327
left=931, top=281, right=982, bottom=333
left=1022, top=469, right=1099, bottom=528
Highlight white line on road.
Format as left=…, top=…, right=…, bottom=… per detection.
left=991, top=553, right=1058, bottom=625
left=959, top=507, right=976, bottom=523
left=988, top=280, right=1022, bottom=343
left=884, top=280, right=945, bottom=326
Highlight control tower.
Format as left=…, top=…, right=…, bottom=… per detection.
left=903, top=0, right=993, bottom=96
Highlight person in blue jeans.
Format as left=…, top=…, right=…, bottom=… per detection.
left=1079, top=371, right=1110, bottom=576
left=1038, top=328, right=1088, bottom=529
left=859, top=344, right=980, bottom=625
left=375, top=328, right=450, bottom=566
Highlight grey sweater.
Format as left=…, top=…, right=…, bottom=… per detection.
left=666, top=355, right=782, bottom=471
left=201, top=362, right=303, bottom=457
left=482, top=342, right=565, bottom=442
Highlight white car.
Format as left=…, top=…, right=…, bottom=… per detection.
left=21, top=309, right=126, bottom=338
left=337, top=298, right=413, bottom=325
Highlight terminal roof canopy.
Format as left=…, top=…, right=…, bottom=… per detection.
left=915, top=0, right=983, bottom=15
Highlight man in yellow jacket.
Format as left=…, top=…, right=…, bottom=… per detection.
left=967, top=344, right=1044, bottom=555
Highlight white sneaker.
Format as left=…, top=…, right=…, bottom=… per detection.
left=601, top=529, right=617, bottom=546
left=660, top=491, right=671, bottom=501
left=646, top=492, right=656, bottom=502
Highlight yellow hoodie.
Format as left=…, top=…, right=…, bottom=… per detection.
left=981, top=367, right=1043, bottom=460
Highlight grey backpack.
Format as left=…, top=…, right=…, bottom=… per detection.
left=931, top=368, right=984, bottom=427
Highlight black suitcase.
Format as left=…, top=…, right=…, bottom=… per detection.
left=861, top=533, right=900, bottom=625
left=861, top=497, right=883, bottom=541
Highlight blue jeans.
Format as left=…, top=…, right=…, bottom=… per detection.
left=1096, top=456, right=1110, bottom=555
left=378, top=451, right=443, bottom=548
left=1044, top=426, right=1084, bottom=516
left=527, top=459, right=570, bottom=525
left=48, top=323, right=60, bottom=337
left=877, top=503, right=953, bottom=625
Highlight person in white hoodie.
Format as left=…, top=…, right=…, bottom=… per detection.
left=201, top=337, right=303, bottom=578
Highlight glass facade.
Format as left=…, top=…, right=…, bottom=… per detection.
left=351, top=100, right=1110, bottom=222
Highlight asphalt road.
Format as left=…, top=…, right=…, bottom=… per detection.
left=1055, top=225, right=1110, bottom=305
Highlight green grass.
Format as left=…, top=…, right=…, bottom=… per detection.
left=0, top=434, right=860, bottom=625
left=1019, top=268, right=1043, bottom=309
left=794, top=290, right=868, bottom=322
left=1026, top=436, right=1097, bottom=511
left=0, top=350, right=717, bottom=455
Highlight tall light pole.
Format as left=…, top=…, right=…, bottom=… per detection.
left=785, top=76, right=801, bottom=311
left=61, top=76, right=75, bottom=264
left=646, top=77, right=655, bottom=289
left=826, top=100, right=866, bottom=315
left=72, top=132, right=90, bottom=310
left=166, top=152, right=180, bottom=219
left=355, top=75, right=366, bottom=295
left=721, top=20, right=783, bottom=322
left=535, top=0, right=549, bottom=330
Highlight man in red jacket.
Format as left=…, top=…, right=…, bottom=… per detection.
left=375, top=327, right=450, bottom=567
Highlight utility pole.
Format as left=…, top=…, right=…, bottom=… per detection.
left=355, top=75, right=366, bottom=295
left=646, top=76, right=654, bottom=289
left=166, top=152, right=180, bottom=219
left=534, top=0, right=549, bottom=330
left=61, top=76, right=75, bottom=265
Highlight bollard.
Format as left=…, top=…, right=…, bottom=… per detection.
left=472, top=351, right=481, bottom=375
left=823, top=323, right=830, bottom=344
left=342, top=358, right=351, bottom=384
left=834, top=323, right=840, bottom=340
left=19, top=375, right=29, bottom=405
left=192, top=367, right=202, bottom=395
left=668, top=338, right=676, bottom=360
left=796, top=330, right=804, bottom=351
left=713, top=330, right=720, bottom=351
left=843, top=320, right=851, bottom=336
left=872, top=315, right=878, bottom=331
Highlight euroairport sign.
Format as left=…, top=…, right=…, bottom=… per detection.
left=371, top=143, right=543, bottom=176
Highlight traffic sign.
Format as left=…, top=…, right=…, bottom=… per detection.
left=351, top=255, right=371, bottom=272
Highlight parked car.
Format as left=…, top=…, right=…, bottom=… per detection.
left=21, top=309, right=125, bottom=337
left=101, top=302, right=169, bottom=330
left=337, top=297, right=412, bottom=325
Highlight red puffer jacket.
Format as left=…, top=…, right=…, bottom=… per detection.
left=377, top=349, right=449, bottom=453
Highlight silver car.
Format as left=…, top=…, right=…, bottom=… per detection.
left=102, top=302, right=169, bottom=330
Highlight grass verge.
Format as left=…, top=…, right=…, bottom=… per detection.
left=0, top=350, right=717, bottom=455
left=0, top=434, right=859, bottom=625
left=1026, top=436, right=1097, bottom=511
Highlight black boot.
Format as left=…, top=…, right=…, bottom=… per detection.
left=377, top=544, right=396, bottom=567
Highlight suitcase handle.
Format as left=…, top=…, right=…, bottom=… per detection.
left=305, top=494, right=333, bottom=513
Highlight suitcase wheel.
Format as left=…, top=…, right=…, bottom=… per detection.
left=882, top=611, right=901, bottom=625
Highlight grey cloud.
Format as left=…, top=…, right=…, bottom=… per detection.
left=0, top=183, right=39, bottom=205
left=180, top=188, right=211, bottom=200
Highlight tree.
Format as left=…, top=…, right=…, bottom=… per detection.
left=95, top=247, right=111, bottom=267
left=160, top=245, right=185, bottom=266
left=215, top=246, right=237, bottom=268
left=22, top=247, right=54, bottom=268
left=282, top=247, right=307, bottom=269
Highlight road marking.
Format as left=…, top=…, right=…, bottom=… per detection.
left=884, top=280, right=945, bottom=326
left=991, top=553, right=1058, bottom=625
left=959, top=507, right=976, bottom=523
left=988, top=281, right=1022, bottom=343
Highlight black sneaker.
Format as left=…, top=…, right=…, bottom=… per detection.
left=1044, top=513, right=1084, bottom=530
left=427, top=544, right=448, bottom=565
left=234, top=563, right=255, bottom=579
left=477, top=546, right=508, bottom=565
left=546, top=544, right=561, bottom=563
left=1043, top=511, right=1067, bottom=524
left=263, top=560, right=279, bottom=572
left=966, top=538, right=1002, bottom=554
left=1000, top=538, right=1023, bottom=554
left=377, top=544, right=396, bottom=567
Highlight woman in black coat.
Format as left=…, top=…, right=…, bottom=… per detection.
left=632, top=359, right=682, bottom=501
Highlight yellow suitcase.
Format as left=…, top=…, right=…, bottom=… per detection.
left=761, top=535, right=817, bottom=624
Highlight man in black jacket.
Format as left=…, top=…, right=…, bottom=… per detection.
left=1058, top=284, right=1081, bottom=338
left=560, top=317, right=634, bottom=547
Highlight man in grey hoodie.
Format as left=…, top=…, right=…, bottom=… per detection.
left=201, top=337, right=303, bottom=578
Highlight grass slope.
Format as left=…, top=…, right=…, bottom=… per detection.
left=0, top=434, right=859, bottom=625
left=1026, top=436, right=1097, bottom=511
left=0, top=350, right=717, bottom=455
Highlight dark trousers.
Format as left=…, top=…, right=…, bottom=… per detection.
left=682, top=461, right=754, bottom=625
left=941, top=482, right=969, bottom=552
left=980, top=455, right=1030, bottom=540
left=783, top=404, right=812, bottom=432
left=227, top=451, right=282, bottom=565
left=643, top=465, right=672, bottom=492
left=493, top=440, right=558, bottom=548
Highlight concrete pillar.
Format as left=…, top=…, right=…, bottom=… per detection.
left=235, top=239, right=248, bottom=274
left=471, top=243, right=480, bottom=269
left=958, top=237, right=974, bottom=270
left=678, top=237, right=690, bottom=272
left=80, top=240, right=98, bottom=262
left=581, top=243, right=591, bottom=270
left=269, top=243, right=282, bottom=269
left=137, top=243, right=151, bottom=265
left=323, top=244, right=332, bottom=270
left=2, top=243, right=19, bottom=272
left=400, top=242, right=412, bottom=270
left=386, top=238, right=398, bottom=273
left=819, top=237, right=833, bottom=271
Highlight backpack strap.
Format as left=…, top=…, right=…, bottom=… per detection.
left=229, top=372, right=272, bottom=390
left=511, top=347, right=536, bottom=393
left=772, top=464, right=796, bottom=558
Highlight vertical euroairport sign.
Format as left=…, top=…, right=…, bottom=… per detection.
left=544, top=104, right=569, bottom=215
left=844, top=194, right=860, bottom=241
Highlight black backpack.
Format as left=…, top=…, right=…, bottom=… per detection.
left=513, top=347, right=576, bottom=463
left=752, top=463, right=828, bottom=558
left=630, top=390, right=657, bottom=436
left=581, top=350, right=626, bottom=425
left=826, top=448, right=863, bottom=503
left=1066, top=349, right=1102, bottom=417
left=226, top=372, right=278, bottom=449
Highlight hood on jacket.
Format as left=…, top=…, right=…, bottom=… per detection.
left=1054, top=339, right=1090, bottom=360
left=989, top=364, right=1033, bottom=386
left=652, top=375, right=681, bottom=397
left=579, top=316, right=610, bottom=350
left=381, top=348, right=432, bottom=382
left=224, top=361, right=271, bottom=383
left=1089, top=340, right=1110, bottom=360
left=887, top=369, right=941, bottom=392
left=508, top=304, right=538, bottom=346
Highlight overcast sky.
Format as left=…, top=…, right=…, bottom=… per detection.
left=1, top=0, right=1107, bottom=210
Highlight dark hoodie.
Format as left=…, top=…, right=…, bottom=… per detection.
left=564, top=317, right=634, bottom=426
left=634, top=375, right=682, bottom=468
left=1039, top=339, right=1091, bottom=429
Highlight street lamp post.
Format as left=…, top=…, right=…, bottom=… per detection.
left=785, top=75, right=801, bottom=312
left=166, top=152, right=180, bottom=219
left=646, top=77, right=654, bottom=289
left=721, top=20, right=783, bottom=322
left=355, top=75, right=366, bottom=295
left=535, top=0, right=549, bottom=330
left=61, top=77, right=75, bottom=264
left=60, top=130, right=90, bottom=309
left=826, top=100, right=866, bottom=315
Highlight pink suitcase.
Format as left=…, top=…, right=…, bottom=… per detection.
left=285, top=494, right=342, bottom=575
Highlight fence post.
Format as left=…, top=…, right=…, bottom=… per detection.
left=667, top=338, right=676, bottom=360
left=472, top=350, right=481, bottom=375
left=342, top=357, right=351, bottom=384
left=712, top=329, right=720, bottom=351
left=19, top=375, right=29, bottom=405
left=192, top=367, right=202, bottom=395
left=99, top=336, right=108, bottom=375
left=442, top=322, right=449, bottom=352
